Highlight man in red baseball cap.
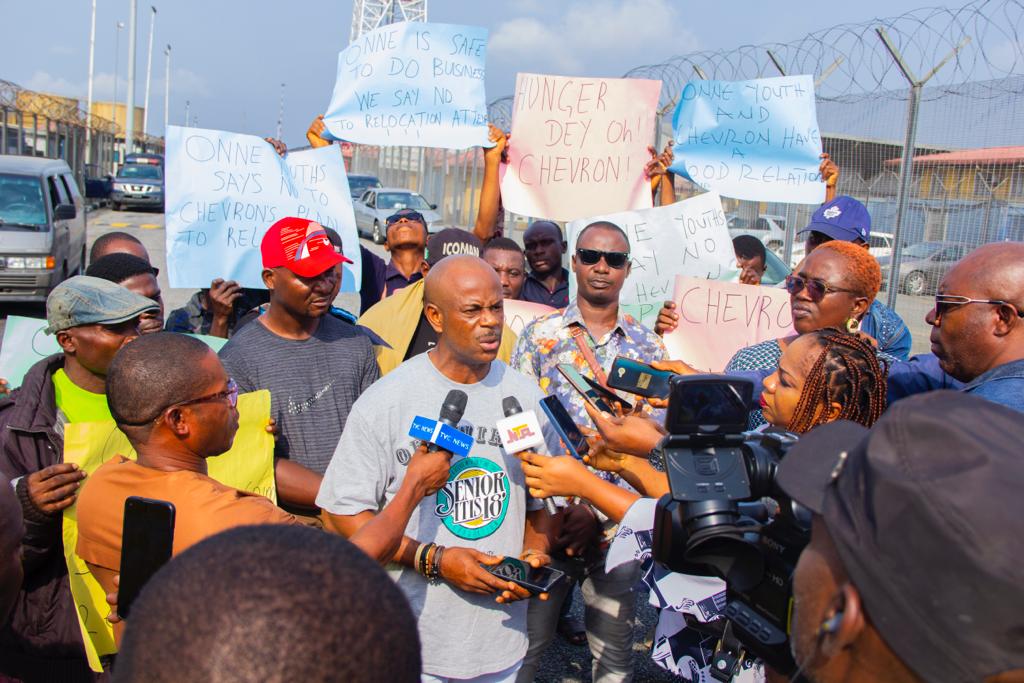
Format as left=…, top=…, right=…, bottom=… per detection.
left=219, top=217, right=380, bottom=521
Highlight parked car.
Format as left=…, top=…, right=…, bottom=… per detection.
left=877, top=241, right=967, bottom=296
left=348, top=174, right=382, bottom=200
left=0, top=155, right=87, bottom=302
left=354, top=188, right=442, bottom=244
left=728, top=213, right=789, bottom=257
left=110, top=158, right=164, bottom=211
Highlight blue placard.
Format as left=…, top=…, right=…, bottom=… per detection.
left=668, top=75, right=825, bottom=204
left=408, top=416, right=473, bottom=457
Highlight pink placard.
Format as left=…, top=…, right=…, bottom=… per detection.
left=503, top=299, right=555, bottom=337
left=500, top=73, right=662, bottom=222
left=663, top=276, right=795, bottom=372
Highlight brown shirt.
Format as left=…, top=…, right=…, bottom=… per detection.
left=76, top=455, right=297, bottom=588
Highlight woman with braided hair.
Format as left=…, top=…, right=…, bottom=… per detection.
left=724, top=239, right=896, bottom=428
left=760, top=327, right=889, bottom=432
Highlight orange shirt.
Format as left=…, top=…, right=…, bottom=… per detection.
left=76, top=455, right=297, bottom=595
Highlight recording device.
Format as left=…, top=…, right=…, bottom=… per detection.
left=607, top=356, right=675, bottom=399
left=428, top=389, right=469, bottom=453
left=652, top=375, right=808, bottom=678
left=499, top=397, right=558, bottom=515
left=117, top=496, right=176, bottom=619
left=539, top=395, right=589, bottom=459
left=556, top=363, right=633, bottom=414
left=484, top=556, right=566, bottom=594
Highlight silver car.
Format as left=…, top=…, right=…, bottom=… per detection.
left=353, top=188, right=442, bottom=244
left=0, top=155, right=87, bottom=302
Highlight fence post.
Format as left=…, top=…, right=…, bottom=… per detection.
left=876, top=28, right=969, bottom=309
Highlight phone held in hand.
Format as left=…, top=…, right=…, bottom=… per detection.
left=607, top=356, right=675, bottom=399
left=484, top=556, right=566, bottom=594
left=117, top=496, right=175, bottom=619
left=556, top=363, right=633, bottom=414
left=539, top=395, right=589, bottom=459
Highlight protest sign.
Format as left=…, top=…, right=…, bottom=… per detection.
left=662, top=276, right=794, bottom=372
left=0, top=316, right=227, bottom=390
left=566, top=193, right=735, bottom=327
left=669, top=75, right=825, bottom=204
left=164, top=125, right=360, bottom=289
left=500, top=73, right=661, bottom=222
left=503, top=299, right=554, bottom=336
left=323, top=22, right=490, bottom=149
left=62, top=390, right=274, bottom=671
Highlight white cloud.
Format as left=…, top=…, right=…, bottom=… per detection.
left=19, top=68, right=209, bottom=104
left=490, top=0, right=699, bottom=78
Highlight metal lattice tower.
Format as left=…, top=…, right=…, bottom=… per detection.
left=350, top=0, right=427, bottom=41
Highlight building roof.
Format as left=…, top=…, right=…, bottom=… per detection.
left=884, top=146, right=1024, bottom=167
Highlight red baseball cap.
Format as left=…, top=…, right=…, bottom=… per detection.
left=261, top=217, right=351, bottom=277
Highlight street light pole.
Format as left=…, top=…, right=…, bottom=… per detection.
left=113, top=21, right=125, bottom=108
left=276, top=82, right=285, bottom=140
left=124, top=0, right=138, bottom=155
left=142, top=5, right=157, bottom=138
left=85, top=0, right=97, bottom=164
left=163, top=44, right=171, bottom=135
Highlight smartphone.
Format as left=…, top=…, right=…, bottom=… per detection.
left=556, top=363, right=633, bottom=414
left=607, top=356, right=675, bottom=400
left=484, top=557, right=566, bottom=594
left=117, top=496, right=176, bottom=619
left=540, top=395, right=589, bottom=459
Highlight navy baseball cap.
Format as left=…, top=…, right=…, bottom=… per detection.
left=777, top=391, right=1024, bottom=683
left=796, top=195, right=871, bottom=242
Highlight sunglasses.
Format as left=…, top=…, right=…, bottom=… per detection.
left=123, top=379, right=239, bottom=426
left=784, top=275, right=854, bottom=302
left=932, top=294, right=1024, bottom=325
left=386, top=211, right=425, bottom=226
left=576, top=248, right=630, bottom=269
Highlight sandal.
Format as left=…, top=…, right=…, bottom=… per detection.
left=558, top=616, right=588, bottom=647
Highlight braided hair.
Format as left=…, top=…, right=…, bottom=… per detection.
left=787, top=328, right=889, bottom=433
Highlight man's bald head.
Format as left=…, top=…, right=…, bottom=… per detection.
left=927, top=241, right=1024, bottom=382
left=423, top=256, right=504, bottom=368
left=424, top=255, right=502, bottom=313
left=90, top=231, right=151, bottom=264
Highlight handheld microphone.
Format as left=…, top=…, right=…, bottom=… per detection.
left=428, top=389, right=469, bottom=452
left=499, top=396, right=559, bottom=515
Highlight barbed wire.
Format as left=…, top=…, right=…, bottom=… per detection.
left=0, top=78, right=151, bottom=139
left=488, top=0, right=1023, bottom=123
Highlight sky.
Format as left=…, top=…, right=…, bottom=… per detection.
left=1, top=0, right=981, bottom=145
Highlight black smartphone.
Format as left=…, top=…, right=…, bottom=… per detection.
left=117, top=496, right=176, bottom=619
left=484, top=557, right=566, bottom=594
left=556, top=363, right=633, bottom=414
left=607, top=356, right=675, bottom=400
left=540, top=395, right=589, bottom=459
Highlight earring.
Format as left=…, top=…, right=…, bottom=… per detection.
left=845, top=318, right=861, bottom=334
left=819, top=612, right=844, bottom=636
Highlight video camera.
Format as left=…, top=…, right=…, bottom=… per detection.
left=652, top=375, right=809, bottom=679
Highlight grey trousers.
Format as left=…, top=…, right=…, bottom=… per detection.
left=516, top=554, right=641, bottom=683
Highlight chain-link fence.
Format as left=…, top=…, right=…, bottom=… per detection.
left=0, top=79, right=164, bottom=193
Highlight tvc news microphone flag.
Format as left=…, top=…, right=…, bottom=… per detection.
left=409, top=416, right=474, bottom=457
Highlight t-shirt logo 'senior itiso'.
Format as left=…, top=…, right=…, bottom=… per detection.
left=434, top=457, right=510, bottom=540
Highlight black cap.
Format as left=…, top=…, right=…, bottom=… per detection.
left=777, top=391, right=1024, bottom=683
left=425, top=228, right=482, bottom=267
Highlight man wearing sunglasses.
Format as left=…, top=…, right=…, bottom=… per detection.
left=0, top=275, right=157, bottom=681
left=512, top=221, right=667, bottom=683
left=359, top=208, right=428, bottom=313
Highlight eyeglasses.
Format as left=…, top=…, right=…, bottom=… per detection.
left=576, top=248, right=630, bottom=269
left=386, top=211, right=424, bottom=227
left=122, top=379, right=239, bottom=426
left=785, top=275, right=854, bottom=302
left=932, top=294, right=1024, bottom=325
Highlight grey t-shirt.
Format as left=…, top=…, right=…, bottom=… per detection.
left=316, top=352, right=560, bottom=679
left=219, top=314, right=380, bottom=474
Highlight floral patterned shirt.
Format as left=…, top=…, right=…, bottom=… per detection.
left=511, top=301, right=668, bottom=484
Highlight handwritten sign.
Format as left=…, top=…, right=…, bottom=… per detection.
left=0, top=316, right=226, bottom=390
left=566, top=193, right=735, bottom=327
left=669, top=75, right=824, bottom=204
left=504, top=299, right=554, bottom=336
left=663, top=276, right=794, bottom=371
left=500, top=73, right=661, bottom=222
left=165, top=126, right=361, bottom=290
left=323, top=22, right=490, bottom=149
left=62, top=390, right=275, bottom=672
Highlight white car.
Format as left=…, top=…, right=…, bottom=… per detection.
left=353, top=188, right=443, bottom=244
left=727, top=213, right=789, bottom=257
left=789, top=230, right=896, bottom=267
